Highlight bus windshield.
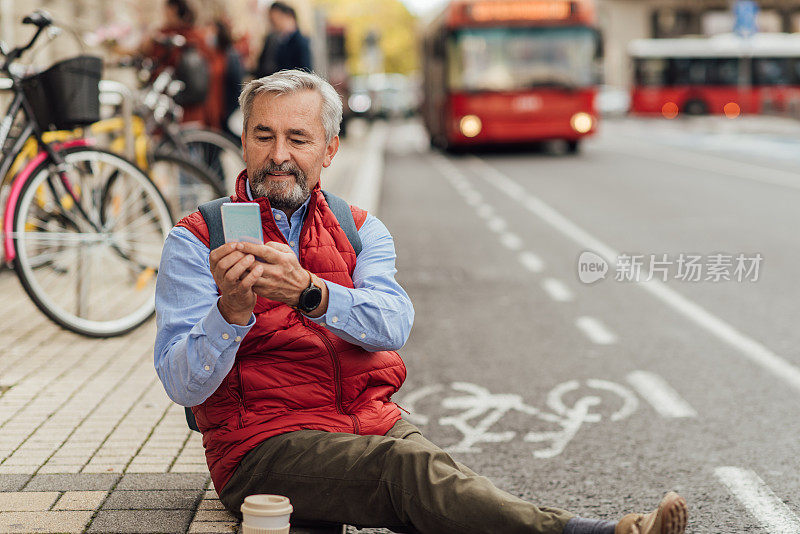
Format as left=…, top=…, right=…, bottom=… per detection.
left=447, top=26, right=598, bottom=92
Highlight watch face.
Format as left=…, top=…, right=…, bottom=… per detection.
left=300, top=285, right=322, bottom=312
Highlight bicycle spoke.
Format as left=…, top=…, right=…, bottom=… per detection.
left=109, top=207, right=164, bottom=235
left=9, top=231, right=105, bottom=244
left=25, top=247, right=75, bottom=267
left=102, top=188, right=147, bottom=230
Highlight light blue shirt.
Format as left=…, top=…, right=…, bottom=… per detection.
left=154, top=194, right=414, bottom=407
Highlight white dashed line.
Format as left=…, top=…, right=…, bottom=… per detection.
left=606, top=140, right=800, bottom=192
left=625, top=370, right=697, bottom=418
left=715, top=466, right=800, bottom=533
left=518, top=251, right=544, bottom=273
left=541, top=278, right=574, bottom=302
left=476, top=205, right=493, bottom=219
left=500, top=233, right=522, bottom=250
left=487, top=217, right=506, bottom=233
left=465, top=155, right=800, bottom=394
left=464, top=192, right=482, bottom=206
left=575, top=316, right=618, bottom=345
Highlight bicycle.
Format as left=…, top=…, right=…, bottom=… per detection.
left=1, top=10, right=173, bottom=337
left=109, top=42, right=245, bottom=195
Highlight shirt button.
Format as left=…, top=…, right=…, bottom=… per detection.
left=360, top=333, right=366, bottom=339
left=331, top=316, right=338, bottom=323
left=234, top=336, right=242, bottom=342
left=320, top=322, right=326, bottom=326
left=204, top=365, right=210, bottom=371
left=275, top=214, right=282, bottom=220
left=222, top=333, right=230, bottom=340
left=289, top=241, right=296, bottom=247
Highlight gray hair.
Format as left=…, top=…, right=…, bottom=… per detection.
left=238, top=70, right=343, bottom=142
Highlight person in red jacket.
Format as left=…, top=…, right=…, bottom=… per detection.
left=140, top=0, right=224, bottom=128
left=154, top=69, right=688, bottom=534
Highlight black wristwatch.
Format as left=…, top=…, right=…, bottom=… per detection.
left=296, top=271, right=323, bottom=313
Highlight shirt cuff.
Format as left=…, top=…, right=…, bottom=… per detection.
left=307, top=280, right=353, bottom=329
left=202, top=298, right=255, bottom=351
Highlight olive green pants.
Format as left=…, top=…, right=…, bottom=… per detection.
left=218, top=419, right=574, bottom=534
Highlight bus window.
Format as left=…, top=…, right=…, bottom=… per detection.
left=711, top=58, right=739, bottom=85
left=752, top=58, right=791, bottom=85
left=446, top=26, right=597, bottom=92
left=634, top=58, right=667, bottom=86
left=670, top=58, right=710, bottom=86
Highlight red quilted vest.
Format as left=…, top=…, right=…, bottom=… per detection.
left=176, top=171, right=407, bottom=491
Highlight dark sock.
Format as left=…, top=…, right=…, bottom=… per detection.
left=563, top=516, right=617, bottom=534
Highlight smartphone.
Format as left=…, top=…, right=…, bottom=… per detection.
left=221, top=202, right=263, bottom=245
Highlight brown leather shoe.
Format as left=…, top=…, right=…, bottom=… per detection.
left=615, top=492, right=688, bottom=534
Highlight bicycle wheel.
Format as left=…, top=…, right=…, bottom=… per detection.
left=12, top=146, right=172, bottom=337
left=149, top=151, right=226, bottom=221
left=178, top=128, right=244, bottom=193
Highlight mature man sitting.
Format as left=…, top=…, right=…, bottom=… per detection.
left=154, top=70, right=688, bottom=534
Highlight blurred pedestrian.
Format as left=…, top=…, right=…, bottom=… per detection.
left=140, top=0, right=224, bottom=128
left=212, top=18, right=245, bottom=136
left=254, top=1, right=312, bottom=78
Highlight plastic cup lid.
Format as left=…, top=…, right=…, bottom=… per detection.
left=241, top=495, right=293, bottom=517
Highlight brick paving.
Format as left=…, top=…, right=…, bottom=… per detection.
left=0, top=123, right=386, bottom=533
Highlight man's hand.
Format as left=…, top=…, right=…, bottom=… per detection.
left=209, top=242, right=264, bottom=326
left=236, top=242, right=310, bottom=306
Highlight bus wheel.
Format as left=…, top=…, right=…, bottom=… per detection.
left=430, top=135, right=449, bottom=152
left=566, top=140, right=580, bottom=154
left=684, top=99, right=709, bottom=116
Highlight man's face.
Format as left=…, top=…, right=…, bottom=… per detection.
left=242, top=90, right=338, bottom=212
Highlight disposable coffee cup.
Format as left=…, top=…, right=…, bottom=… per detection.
left=240, top=494, right=293, bottom=534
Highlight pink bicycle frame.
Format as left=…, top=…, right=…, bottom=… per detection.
left=3, top=139, right=89, bottom=263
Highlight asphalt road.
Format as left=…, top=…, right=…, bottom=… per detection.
left=375, top=117, right=800, bottom=534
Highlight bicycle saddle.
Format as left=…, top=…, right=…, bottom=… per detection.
left=22, top=10, right=53, bottom=28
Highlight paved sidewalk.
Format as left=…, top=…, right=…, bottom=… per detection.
left=0, top=121, right=388, bottom=534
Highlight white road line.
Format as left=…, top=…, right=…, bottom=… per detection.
left=462, top=155, right=800, bottom=394
left=500, top=233, right=522, bottom=250
left=715, top=466, right=800, bottom=533
left=476, top=205, right=494, bottom=219
left=519, top=251, right=545, bottom=273
left=604, top=138, right=800, bottom=192
left=625, top=370, right=697, bottom=418
left=541, top=278, right=574, bottom=302
left=575, top=316, right=618, bottom=345
left=464, top=192, right=482, bottom=206
left=487, top=217, right=507, bottom=233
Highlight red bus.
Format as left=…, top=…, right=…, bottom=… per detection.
left=629, top=33, right=800, bottom=117
left=421, top=0, right=602, bottom=153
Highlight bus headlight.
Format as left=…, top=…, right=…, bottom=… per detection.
left=459, top=115, right=482, bottom=138
left=570, top=113, right=594, bottom=134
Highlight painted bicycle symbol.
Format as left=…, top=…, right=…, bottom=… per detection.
left=398, top=380, right=638, bottom=458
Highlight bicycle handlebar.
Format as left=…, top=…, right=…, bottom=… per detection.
left=2, top=10, right=55, bottom=73
left=22, top=10, right=53, bottom=29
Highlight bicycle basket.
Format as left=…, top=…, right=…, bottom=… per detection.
left=21, top=55, right=102, bottom=131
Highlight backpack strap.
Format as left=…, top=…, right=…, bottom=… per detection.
left=322, top=190, right=362, bottom=256
left=184, top=191, right=362, bottom=432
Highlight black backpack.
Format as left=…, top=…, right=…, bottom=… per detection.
left=173, top=44, right=210, bottom=107
left=184, top=191, right=363, bottom=432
